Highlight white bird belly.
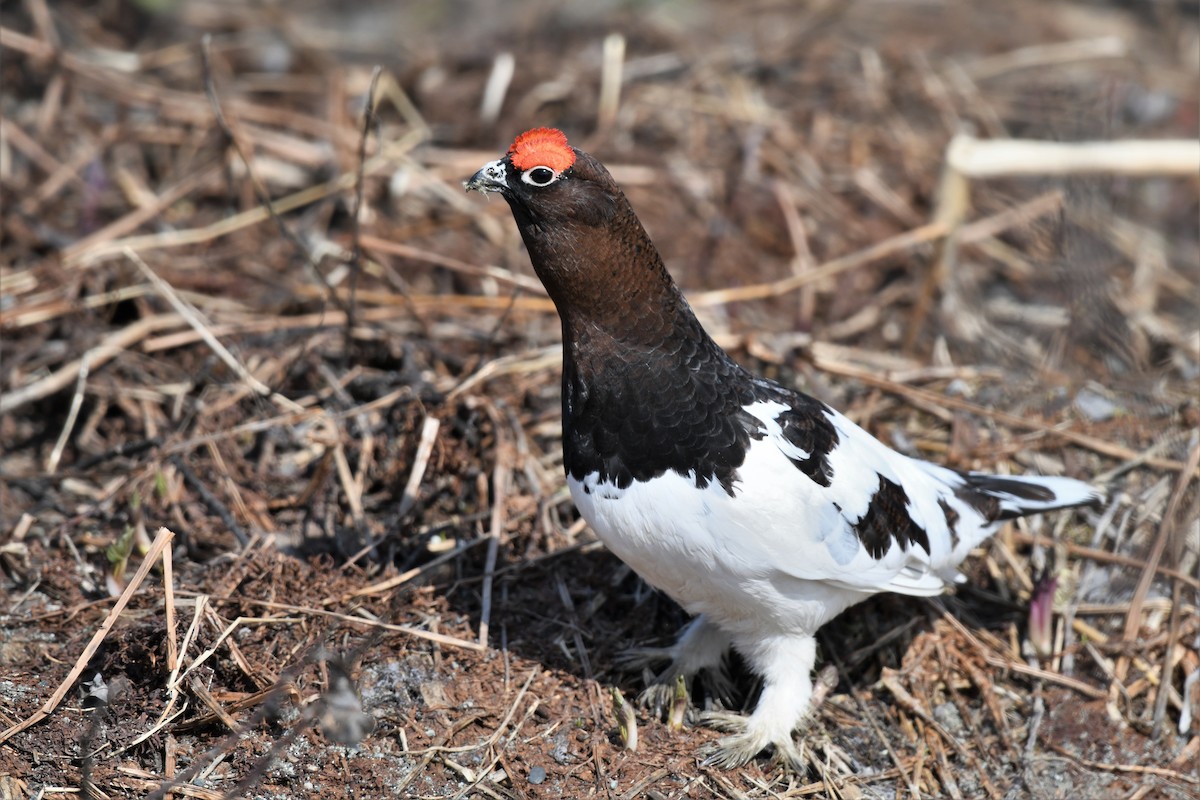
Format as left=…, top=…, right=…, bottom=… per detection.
left=568, top=436, right=867, bottom=634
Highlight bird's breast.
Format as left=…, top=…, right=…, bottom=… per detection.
left=566, top=434, right=856, bottom=631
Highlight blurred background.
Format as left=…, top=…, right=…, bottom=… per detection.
left=2, top=1, right=1198, bottom=798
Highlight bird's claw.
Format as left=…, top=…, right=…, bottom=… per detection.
left=698, top=711, right=809, bottom=772
left=616, top=645, right=739, bottom=715
left=612, top=646, right=675, bottom=671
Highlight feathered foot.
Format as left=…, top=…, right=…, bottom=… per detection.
left=700, top=709, right=810, bottom=771
left=697, top=634, right=838, bottom=771
left=614, top=615, right=734, bottom=714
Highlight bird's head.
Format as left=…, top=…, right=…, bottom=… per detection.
left=466, top=128, right=689, bottom=347
left=466, top=128, right=621, bottom=231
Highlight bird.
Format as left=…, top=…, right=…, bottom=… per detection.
left=465, top=127, right=1104, bottom=769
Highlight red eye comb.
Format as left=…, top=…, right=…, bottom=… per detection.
left=508, top=128, right=576, bottom=172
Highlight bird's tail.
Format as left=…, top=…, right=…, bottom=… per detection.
left=956, top=472, right=1105, bottom=522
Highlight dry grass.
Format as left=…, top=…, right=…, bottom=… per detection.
left=1, top=1, right=1198, bottom=798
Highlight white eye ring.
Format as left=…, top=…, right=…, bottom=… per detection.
left=521, top=165, right=559, bottom=187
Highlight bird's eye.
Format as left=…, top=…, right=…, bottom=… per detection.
left=522, top=166, right=558, bottom=187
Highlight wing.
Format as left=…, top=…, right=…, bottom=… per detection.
left=739, top=390, right=982, bottom=597
left=739, top=381, right=1101, bottom=597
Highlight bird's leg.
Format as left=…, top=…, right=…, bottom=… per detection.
left=701, top=633, right=817, bottom=771
left=616, top=615, right=734, bottom=714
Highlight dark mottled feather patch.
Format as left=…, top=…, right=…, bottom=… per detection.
left=855, top=475, right=932, bottom=560
left=938, top=498, right=960, bottom=548
left=774, top=402, right=839, bottom=487
left=965, top=474, right=1057, bottom=502
left=958, top=489, right=1005, bottom=522
left=955, top=472, right=1099, bottom=523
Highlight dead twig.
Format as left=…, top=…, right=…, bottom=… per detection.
left=395, top=415, right=442, bottom=520
left=199, top=595, right=488, bottom=652
left=346, top=66, right=384, bottom=352
left=478, top=400, right=513, bottom=649
left=0, top=528, right=175, bottom=745
left=939, top=611, right=1108, bottom=700
left=945, top=134, right=1200, bottom=178
left=0, top=313, right=184, bottom=415
left=1122, top=441, right=1200, bottom=643
left=127, top=250, right=301, bottom=413
left=198, top=35, right=348, bottom=316
left=1010, top=531, right=1199, bottom=591
left=1041, top=741, right=1200, bottom=786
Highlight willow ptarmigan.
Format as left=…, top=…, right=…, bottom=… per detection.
left=466, top=128, right=1103, bottom=769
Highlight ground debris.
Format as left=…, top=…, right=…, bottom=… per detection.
left=1, top=1, right=1197, bottom=798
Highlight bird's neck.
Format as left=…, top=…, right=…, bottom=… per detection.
left=516, top=206, right=753, bottom=488
left=519, top=203, right=714, bottom=360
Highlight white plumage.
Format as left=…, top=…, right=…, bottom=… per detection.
left=571, top=398, right=1101, bottom=768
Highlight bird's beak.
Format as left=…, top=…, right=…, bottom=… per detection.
left=465, top=159, right=508, bottom=194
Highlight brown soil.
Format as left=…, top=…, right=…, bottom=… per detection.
left=2, top=1, right=1198, bottom=798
